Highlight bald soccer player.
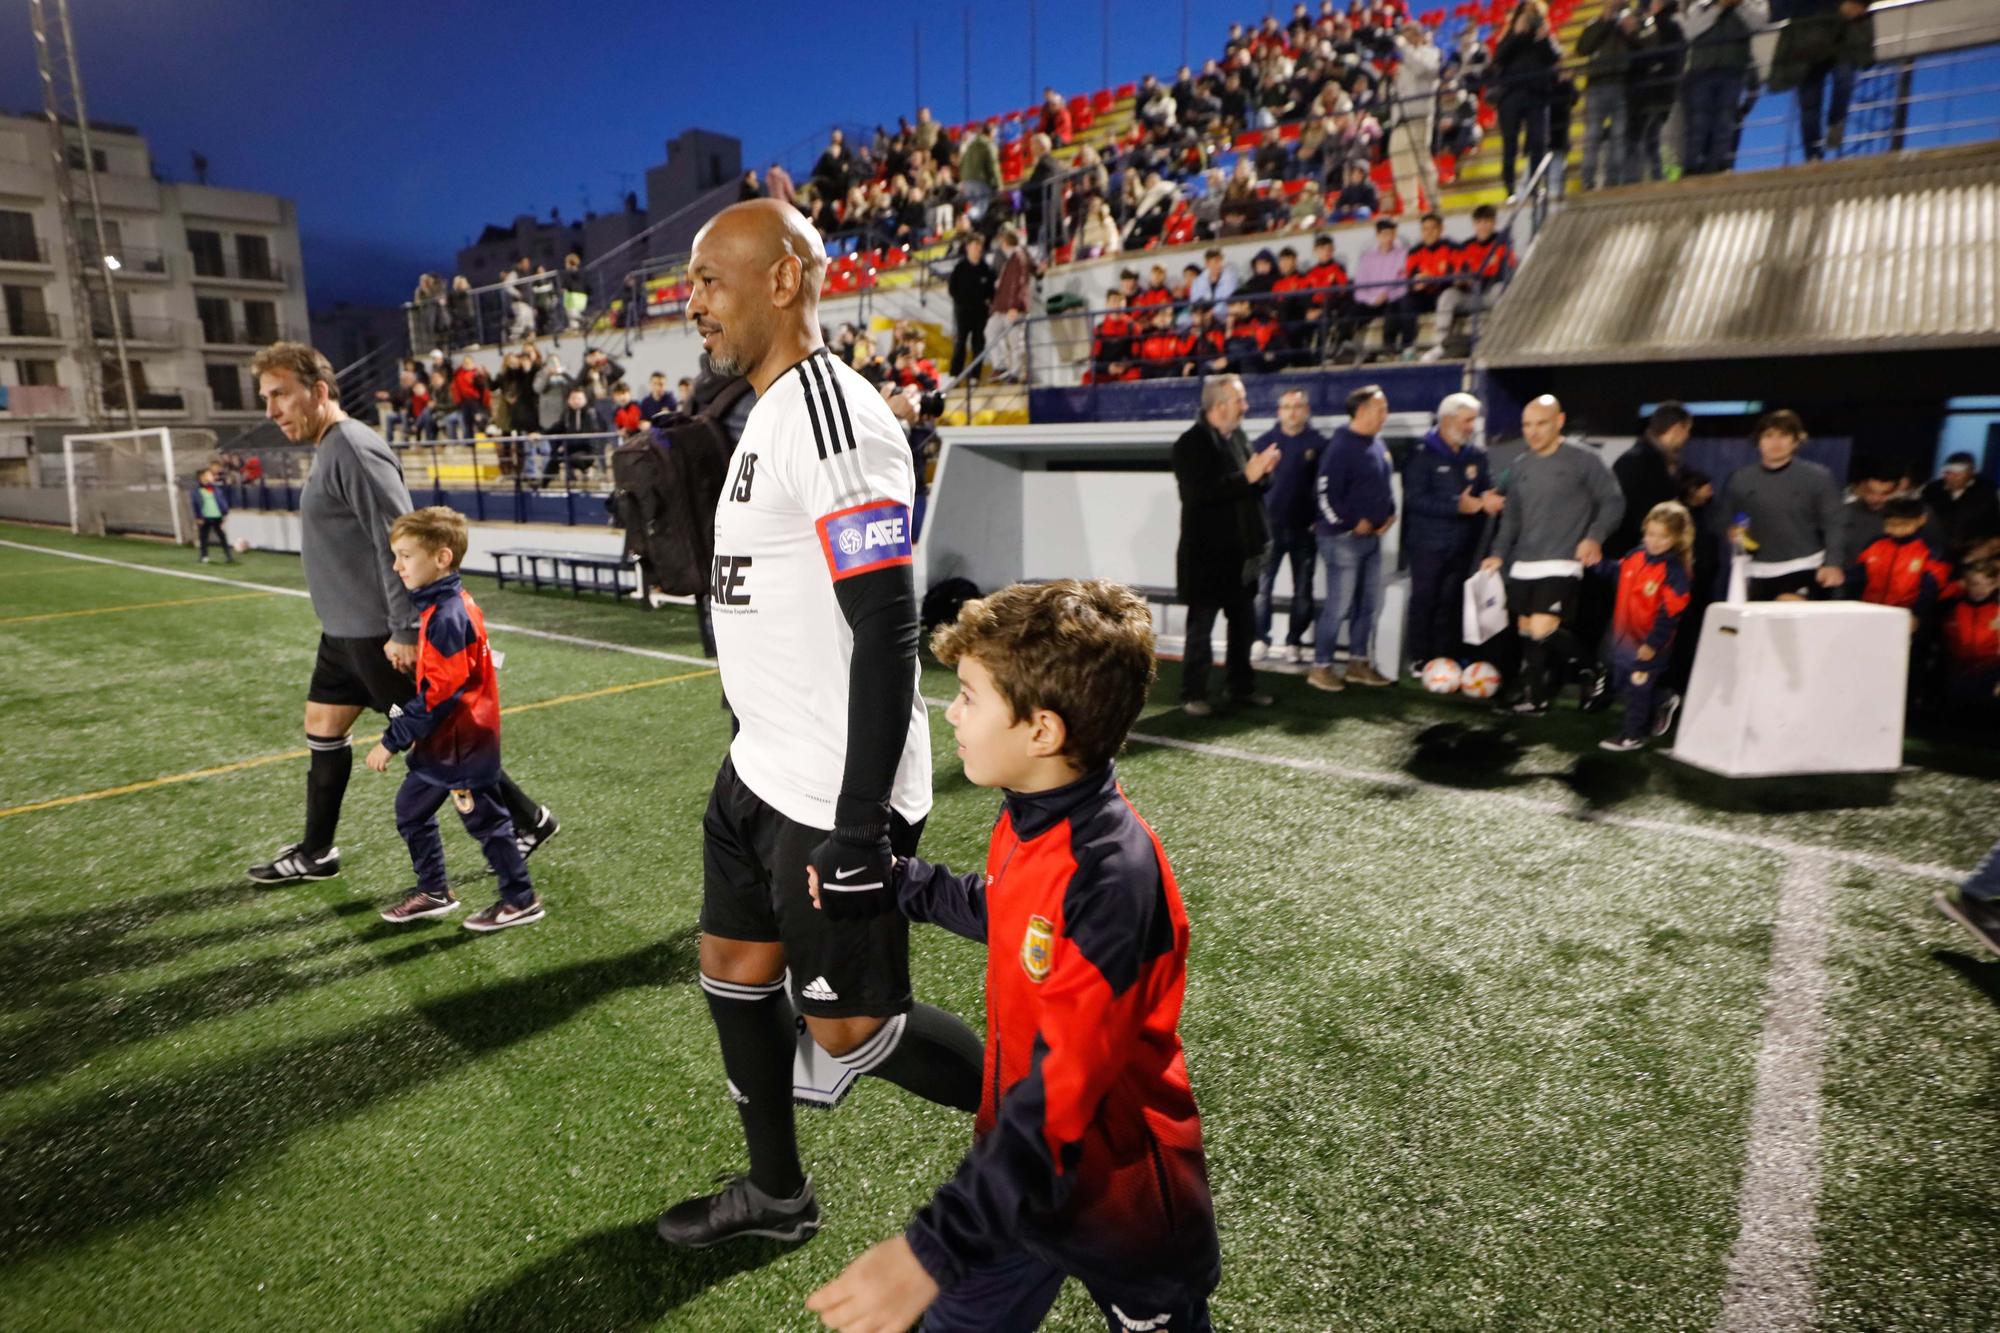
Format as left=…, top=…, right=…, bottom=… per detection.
left=1481, top=395, right=1624, bottom=714
left=657, top=201, right=984, bottom=1249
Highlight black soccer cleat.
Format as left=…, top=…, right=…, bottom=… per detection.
left=248, top=843, right=340, bottom=885
left=657, top=1173, right=820, bottom=1249
left=1578, top=664, right=1613, bottom=714
left=1508, top=697, right=1549, bottom=717
left=1598, top=734, right=1647, bottom=753
left=1934, top=889, right=2000, bottom=959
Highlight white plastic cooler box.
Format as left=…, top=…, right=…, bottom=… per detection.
left=1672, top=602, right=1908, bottom=778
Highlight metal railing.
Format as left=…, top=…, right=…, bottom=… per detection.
left=189, top=251, right=286, bottom=283
left=218, top=431, right=629, bottom=527
left=0, top=236, right=51, bottom=265
left=84, top=242, right=169, bottom=277
left=2, top=309, right=60, bottom=338
left=101, top=314, right=180, bottom=344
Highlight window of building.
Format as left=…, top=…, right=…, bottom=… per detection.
left=0, top=210, right=40, bottom=264
left=197, top=296, right=234, bottom=344
left=65, top=145, right=109, bottom=173
left=236, top=234, right=275, bottom=282
left=14, top=359, right=58, bottom=387
left=86, top=289, right=136, bottom=340
left=206, top=362, right=244, bottom=411
left=2, top=284, right=52, bottom=338
left=242, top=300, right=279, bottom=344
left=187, top=229, right=224, bottom=278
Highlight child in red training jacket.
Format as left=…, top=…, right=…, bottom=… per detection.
left=806, top=580, right=1218, bottom=1333
left=1939, top=557, right=2000, bottom=722
left=1598, top=501, right=1694, bottom=753
left=1849, top=496, right=1954, bottom=624
left=364, top=506, right=542, bottom=932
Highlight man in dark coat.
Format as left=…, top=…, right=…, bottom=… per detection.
left=1610, top=399, right=1693, bottom=555
left=1173, top=374, right=1281, bottom=716
left=946, top=234, right=997, bottom=377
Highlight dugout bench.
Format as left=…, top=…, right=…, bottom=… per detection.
left=490, top=548, right=639, bottom=600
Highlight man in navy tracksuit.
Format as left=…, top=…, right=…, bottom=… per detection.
left=1307, top=385, right=1398, bottom=692
left=1400, top=392, right=1499, bottom=670
left=1252, top=388, right=1327, bottom=663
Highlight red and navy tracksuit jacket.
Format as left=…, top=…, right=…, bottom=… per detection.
left=1612, top=548, right=1693, bottom=652
left=1942, top=591, right=2000, bottom=675
left=378, top=572, right=503, bottom=788
left=898, top=764, right=1220, bottom=1303
left=1849, top=534, right=1954, bottom=618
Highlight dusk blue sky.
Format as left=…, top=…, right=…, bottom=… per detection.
left=2, top=0, right=1258, bottom=310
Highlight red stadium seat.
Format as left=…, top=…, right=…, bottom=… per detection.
left=1068, top=95, right=1088, bottom=115
left=1233, top=131, right=1261, bottom=150
left=1116, top=82, right=1136, bottom=98
left=1282, top=178, right=1307, bottom=199
left=1092, top=88, right=1114, bottom=114
left=1279, top=122, right=1303, bottom=142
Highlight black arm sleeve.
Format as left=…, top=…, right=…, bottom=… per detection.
left=830, top=561, right=921, bottom=830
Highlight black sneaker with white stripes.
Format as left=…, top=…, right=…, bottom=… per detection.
left=657, top=1172, right=819, bottom=1249
left=247, top=843, right=340, bottom=885
left=515, top=806, right=559, bottom=861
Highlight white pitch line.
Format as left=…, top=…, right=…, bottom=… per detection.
left=0, top=538, right=714, bottom=669
left=1, top=537, right=1970, bottom=883
left=1715, top=853, right=1837, bottom=1332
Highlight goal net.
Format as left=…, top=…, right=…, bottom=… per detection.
left=63, top=427, right=219, bottom=542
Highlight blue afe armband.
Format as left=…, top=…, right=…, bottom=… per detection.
left=816, top=499, right=914, bottom=581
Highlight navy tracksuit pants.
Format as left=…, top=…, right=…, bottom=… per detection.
left=395, top=772, right=532, bottom=904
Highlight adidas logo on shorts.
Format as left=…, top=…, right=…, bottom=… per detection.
left=802, top=976, right=839, bottom=1002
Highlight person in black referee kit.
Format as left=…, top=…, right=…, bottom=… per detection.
left=245, top=342, right=558, bottom=886
left=657, top=201, right=983, bottom=1249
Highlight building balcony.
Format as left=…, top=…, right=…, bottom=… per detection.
left=86, top=244, right=171, bottom=280
left=0, top=384, right=73, bottom=419
left=96, top=315, right=182, bottom=347
left=0, top=309, right=62, bottom=343
left=0, top=236, right=53, bottom=271
left=188, top=253, right=288, bottom=287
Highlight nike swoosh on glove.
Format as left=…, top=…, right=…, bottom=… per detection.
left=809, top=824, right=897, bottom=919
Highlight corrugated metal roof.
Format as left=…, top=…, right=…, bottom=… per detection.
left=1476, top=142, right=2000, bottom=368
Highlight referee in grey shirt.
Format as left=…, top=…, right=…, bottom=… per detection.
left=246, top=342, right=558, bottom=885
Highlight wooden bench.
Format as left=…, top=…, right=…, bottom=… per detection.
left=490, top=549, right=639, bottom=600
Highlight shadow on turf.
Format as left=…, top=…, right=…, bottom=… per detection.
left=424, top=1220, right=797, bottom=1331
left=0, top=928, right=701, bottom=1263
left=1932, top=949, right=2000, bottom=1013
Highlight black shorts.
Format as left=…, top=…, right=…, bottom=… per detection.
left=306, top=633, right=413, bottom=713
left=1505, top=575, right=1580, bottom=621
left=700, top=756, right=924, bottom=1019
left=1748, top=569, right=1818, bottom=601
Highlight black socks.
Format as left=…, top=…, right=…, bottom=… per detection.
left=834, top=1003, right=985, bottom=1113
left=700, top=974, right=805, bottom=1199
left=302, top=733, right=352, bottom=854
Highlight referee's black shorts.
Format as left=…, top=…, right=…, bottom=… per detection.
left=1504, top=574, right=1581, bottom=622
left=306, top=633, right=413, bottom=713
left=700, top=755, right=924, bottom=1020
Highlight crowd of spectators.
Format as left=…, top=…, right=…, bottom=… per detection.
left=1172, top=378, right=2000, bottom=741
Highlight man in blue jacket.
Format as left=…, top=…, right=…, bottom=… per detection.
left=1253, top=389, right=1327, bottom=664
left=1308, top=385, right=1397, bottom=692
left=1400, top=392, right=1500, bottom=671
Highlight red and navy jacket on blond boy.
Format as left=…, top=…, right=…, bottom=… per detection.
left=378, top=572, right=503, bottom=787
left=897, top=764, right=1220, bottom=1304
left=1611, top=547, right=1692, bottom=652
left=1942, top=590, right=2000, bottom=674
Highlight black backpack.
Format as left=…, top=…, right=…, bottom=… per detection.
left=610, top=376, right=753, bottom=597
left=921, top=577, right=981, bottom=633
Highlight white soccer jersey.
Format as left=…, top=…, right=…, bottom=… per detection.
left=709, top=346, right=932, bottom=830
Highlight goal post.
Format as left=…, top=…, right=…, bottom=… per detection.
left=62, top=427, right=219, bottom=542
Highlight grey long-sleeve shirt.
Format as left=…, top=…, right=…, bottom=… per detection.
left=299, top=419, right=419, bottom=642
left=1491, top=440, right=1625, bottom=570
left=1722, top=459, right=1845, bottom=567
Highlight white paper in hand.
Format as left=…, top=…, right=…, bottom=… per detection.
left=1462, top=566, right=1508, bottom=645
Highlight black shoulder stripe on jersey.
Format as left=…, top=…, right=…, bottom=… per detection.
left=819, top=349, right=861, bottom=458
left=795, top=363, right=831, bottom=461
left=801, top=351, right=850, bottom=461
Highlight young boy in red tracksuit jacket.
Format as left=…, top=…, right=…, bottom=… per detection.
left=806, top=579, right=1218, bottom=1333
left=364, top=506, right=542, bottom=932
left=1598, top=501, right=1694, bottom=752
left=1939, top=557, right=2000, bottom=723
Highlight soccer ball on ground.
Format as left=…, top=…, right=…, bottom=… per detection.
left=1421, top=658, right=1463, bottom=694
left=1459, top=661, right=1503, bottom=699
left=233, top=538, right=251, bottom=554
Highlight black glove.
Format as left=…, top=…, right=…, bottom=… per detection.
left=809, top=823, right=897, bottom=919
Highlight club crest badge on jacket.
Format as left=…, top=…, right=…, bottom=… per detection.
left=1021, top=914, right=1054, bottom=983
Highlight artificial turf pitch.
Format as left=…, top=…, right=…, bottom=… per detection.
left=0, top=520, right=1994, bottom=1332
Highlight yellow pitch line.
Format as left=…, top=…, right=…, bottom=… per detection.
left=0, top=590, right=274, bottom=625
left=0, top=668, right=717, bottom=820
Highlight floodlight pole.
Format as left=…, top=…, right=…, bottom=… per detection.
left=962, top=8, right=972, bottom=124
left=52, top=0, right=138, bottom=430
